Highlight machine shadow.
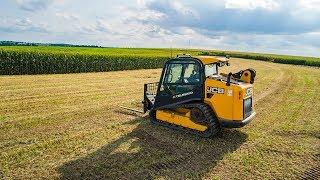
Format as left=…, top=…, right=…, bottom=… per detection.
left=58, top=117, right=247, bottom=179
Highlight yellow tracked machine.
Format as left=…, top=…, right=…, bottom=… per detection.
left=142, top=55, right=256, bottom=137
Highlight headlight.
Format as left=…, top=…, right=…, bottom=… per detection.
left=246, top=87, right=253, bottom=97
left=243, top=97, right=253, bottom=118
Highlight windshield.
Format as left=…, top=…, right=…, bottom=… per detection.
left=205, top=63, right=218, bottom=77
left=163, top=62, right=200, bottom=84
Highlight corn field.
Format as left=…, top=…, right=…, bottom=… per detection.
left=200, top=51, right=320, bottom=67
left=0, top=46, right=319, bottom=75
left=0, top=49, right=168, bottom=75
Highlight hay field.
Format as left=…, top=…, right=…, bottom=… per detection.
left=0, top=58, right=319, bottom=179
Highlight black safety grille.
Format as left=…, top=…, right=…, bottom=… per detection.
left=243, top=97, right=253, bottom=119
left=143, top=82, right=159, bottom=113
left=144, top=82, right=159, bottom=96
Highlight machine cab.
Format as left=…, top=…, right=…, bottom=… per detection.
left=143, top=55, right=234, bottom=112
left=143, top=55, right=228, bottom=110
left=154, top=56, right=205, bottom=108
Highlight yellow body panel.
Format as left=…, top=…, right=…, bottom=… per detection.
left=204, top=78, right=253, bottom=121
left=156, top=109, right=208, bottom=132
left=195, top=56, right=228, bottom=65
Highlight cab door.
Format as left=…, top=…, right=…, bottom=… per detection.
left=154, top=59, right=204, bottom=108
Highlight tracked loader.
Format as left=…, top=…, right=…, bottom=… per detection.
left=142, top=55, right=256, bottom=137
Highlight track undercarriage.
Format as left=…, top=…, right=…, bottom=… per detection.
left=150, top=103, right=221, bottom=137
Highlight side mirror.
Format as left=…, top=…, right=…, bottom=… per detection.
left=226, top=72, right=232, bottom=86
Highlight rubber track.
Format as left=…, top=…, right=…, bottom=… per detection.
left=150, top=103, right=221, bottom=138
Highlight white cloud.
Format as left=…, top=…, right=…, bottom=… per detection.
left=0, top=0, right=319, bottom=56
left=55, top=12, right=79, bottom=21
left=170, top=1, right=200, bottom=18
left=0, top=17, right=49, bottom=33
left=225, top=0, right=279, bottom=10
left=121, top=6, right=167, bottom=22
left=145, top=0, right=200, bottom=21
left=291, top=0, right=320, bottom=23
left=135, top=10, right=166, bottom=21
left=298, top=0, right=320, bottom=9
left=15, top=18, right=32, bottom=27
left=16, top=0, right=53, bottom=11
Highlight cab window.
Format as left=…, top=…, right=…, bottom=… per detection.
left=161, top=62, right=201, bottom=95
left=164, top=63, right=183, bottom=83
left=184, top=64, right=200, bottom=83
left=164, top=63, right=200, bottom=84
left=205, top=63, right=218, bottom=77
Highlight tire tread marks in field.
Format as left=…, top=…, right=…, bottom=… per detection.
left=298, top=154, right=320, bottom=180
left=254, top=64, right=285, bottom=103
left=129, top=129, right=193, bottom=178
left=59, top=123, right=247, bottom=179
left=262, top=149, right=320, bottom=179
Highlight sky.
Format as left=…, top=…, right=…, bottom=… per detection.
left=0, top=0, right=319, bottom=56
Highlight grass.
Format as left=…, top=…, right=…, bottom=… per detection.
left=0, top=58, right=319, bottom=179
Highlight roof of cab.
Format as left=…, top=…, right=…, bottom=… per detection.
left=195, top=56, right=229, bottom=65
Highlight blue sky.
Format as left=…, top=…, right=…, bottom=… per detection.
left=0, top=0, right=319, bottom=56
